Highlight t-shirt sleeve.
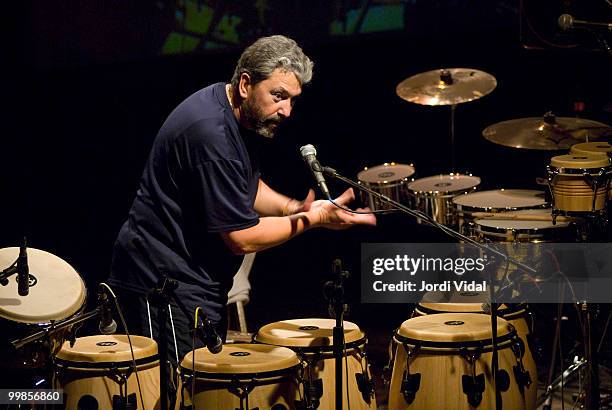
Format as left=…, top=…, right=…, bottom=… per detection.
left=193, top=159, right=260, bottom=233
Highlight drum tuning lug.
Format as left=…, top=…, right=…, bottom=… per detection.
left=355, top=372, right=375, bottom=403
left=401, top=370, right=421, bottom=404
left=461, top=373, right=485, bottom=407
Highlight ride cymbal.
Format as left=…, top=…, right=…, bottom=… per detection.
left=396, top=68, right=497, bottom=106
left=482, top=112, right=611, bottom=150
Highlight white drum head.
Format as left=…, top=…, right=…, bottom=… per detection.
left=453, top=189, right=547, bottom=210
left=358, top=163, right=415, bottom=183
left=475, top=209, right=569, bottom=230
left=0, top=248, right=86, bottom=323
left=408, top=174, right=481, bottom=193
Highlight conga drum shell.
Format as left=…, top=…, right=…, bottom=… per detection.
left=179, top=344, right=300, bottom=410
left=414, top=298, right=537, bottom=410
left=54, top=335, right=160, bottom=410
left=255, top=318, right=377, bottom=410
left=390, top=313, right=527, bottom=410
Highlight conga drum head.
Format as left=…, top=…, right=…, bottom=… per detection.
left=0, top=247, right=86, bottom=323
left=550, top=154, right=610, bottom=172
left=180, top=344, right=300, bottom=375
left=358, top=163, right=415, bottom=185
left=55, top=335, right=158, bottom=367
left=255, top=318, right=365, bottom=349
left=397, top=313, right=512, bottom=344
left=452, top=189, right=547, bottom=212
left=54, top=335, right=160, bottom=410
left=570, top=141, right=612, bottom=158
left=408, top=174, right=480, bottom=194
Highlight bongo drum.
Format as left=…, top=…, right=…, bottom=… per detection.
left=0, top=247, right=86, bottom=368
left=452, top=190, right=548, bottom=236
left=179, top=344, right=301, bottom=410
left=407, top=174, right=481, bottom=225
left=255, top=318, right=377, bottom=410
left=389, top=313, right=529, bottom=410
left=357, top=163, right=415, bottom=210
left=546, top=154, right=610, bottom=212
left=53, top=335, right=160, bottom=410
left=413, top=296, right=537, bottom=410
left=570, top=142, right=612, bottom=199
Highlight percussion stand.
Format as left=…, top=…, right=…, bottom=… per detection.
left=324, top=259, right=350, bottom=410
left=322, top=166, right=541, bottom=410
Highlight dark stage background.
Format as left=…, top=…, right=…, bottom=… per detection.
left=4, top=1, right=612, bottom=379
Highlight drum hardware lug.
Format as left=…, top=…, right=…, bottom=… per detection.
left=112, top=392, right=137, bottom=410
left=460, top=347, right=485, bottom=407
left=355, top=372, right=375, bottom=403
left=382, top=334, right=398, bottom=385
left=301, top=377, right=323, bottom=409
left=399, top=343, right=421, bottom=404
left=229, top=378, right=257, bottom=410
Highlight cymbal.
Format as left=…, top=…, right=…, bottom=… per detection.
left=482, top=113, right=612, bottom=150
left=396, top=68, right=497, bottom=106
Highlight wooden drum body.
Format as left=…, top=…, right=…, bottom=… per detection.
left=569, top=142, right=612, bottom=200
left=255, top=318, right=377, bottom=410
left=414, top=299, right=537, bottom=410
left=53, top=335, right=160, bottom=410
left=0, top=247, right=87, bottom=368
left=547, top=154, right=610, bottom=212
left=358, top=163, right=415, bottom=210
left=407, top=174, right=481, bottom=225
left=179, top=343, right=300, bottom=410
left=389, top=313, right=530, bottom=410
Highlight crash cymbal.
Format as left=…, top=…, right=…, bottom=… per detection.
left=396, top=68, right=497, bottom=106
left=482, top=112, right=611, bottom=150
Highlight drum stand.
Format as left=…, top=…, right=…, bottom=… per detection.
left=323, top=259, right=350, bottom=410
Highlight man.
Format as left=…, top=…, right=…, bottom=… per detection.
left=108, top=35, right=375, bottom=361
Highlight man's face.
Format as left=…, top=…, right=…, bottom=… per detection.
left=240, top=68, right=302, bottom=138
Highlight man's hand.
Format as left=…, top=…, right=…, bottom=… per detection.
left=283, top=189, right=316, bottom=215
left=308, top=188, right=376, bottom=230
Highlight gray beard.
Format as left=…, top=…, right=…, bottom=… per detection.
left=241, top=99, right=280, bottom=139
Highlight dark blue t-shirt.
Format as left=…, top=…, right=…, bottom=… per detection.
left=109, top=83, right=260, bottom=324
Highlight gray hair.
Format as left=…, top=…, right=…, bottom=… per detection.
left=231, top=35, right=314, bottom=91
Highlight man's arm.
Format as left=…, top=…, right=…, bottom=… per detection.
left=254, top=179, right=315, bottom=217
left=222, top=188, right=375, bottom=254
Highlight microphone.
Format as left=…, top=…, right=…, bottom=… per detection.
left=196, top=315, right=223, bottom=354
left=300, top=144, right=331, bottom=198
left=558, top=14, right=612, bottom=31
left=98, top=286, right=117, bottom=335
left=17, top=238, right=30, bottom=297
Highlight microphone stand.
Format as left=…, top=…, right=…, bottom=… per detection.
left=323, top=166, right=540, bottom=410
left=147, top=275, right=213, bottom=410
left=324, top=259, right=350, bottom=410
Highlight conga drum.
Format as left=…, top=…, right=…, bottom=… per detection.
left=178, top=343, right=301, bottom=410
left=357, top=163, right=415, bottom=210
left=413, top=295, right=537, bottom=410
left=53, top=335, right=160, bottom=410
left=255, top=318, right=377, bottom=409
left=546, top=154, right=610, bottom=212
left=389, top=313, right=529, bottom=410
left=0, top=247, right=87, bottom=368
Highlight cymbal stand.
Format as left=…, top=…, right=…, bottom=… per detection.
left=450, top=103, right=457, bottom=172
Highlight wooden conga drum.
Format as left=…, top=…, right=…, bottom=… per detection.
left=414, top=295, right=537, bottom=410
left=570, top=141, right=612, bottom=199
left=178, top=343, right=300, bottom=410
left=53, top=335, right=160, bottom=410
left=255, top=318, right=377, bottom=409
left=389, top=313, right=529, bottom=410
